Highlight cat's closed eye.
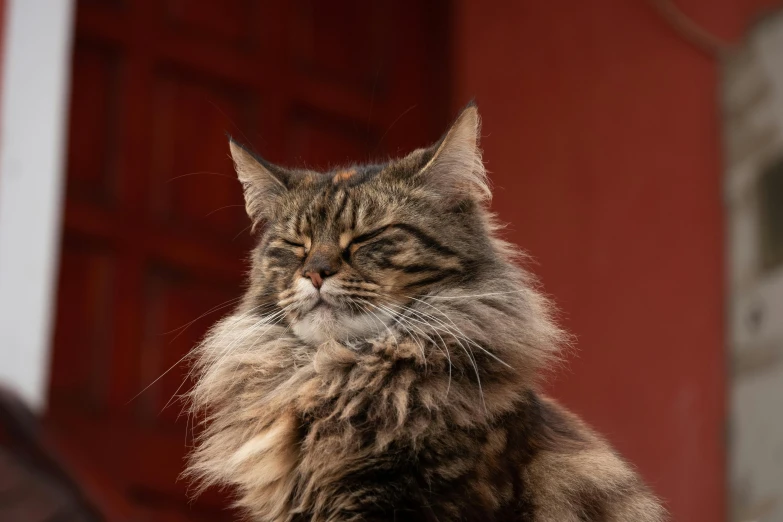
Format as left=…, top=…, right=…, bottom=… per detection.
left=350, top=226, right=388, bottom=246
left=281, top=238, right=308, bottom=256
left=343, top=226, right=389, bottom=259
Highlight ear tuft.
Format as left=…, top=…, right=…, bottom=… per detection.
left=228, top=139, right=289, bottom=227
left=418, top=103, right=490, bottom=204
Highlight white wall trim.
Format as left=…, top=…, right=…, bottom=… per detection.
left=0, top=0, right=75, bottom=410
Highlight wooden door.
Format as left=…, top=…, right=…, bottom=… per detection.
left=46, top=1, right=450, bottom=519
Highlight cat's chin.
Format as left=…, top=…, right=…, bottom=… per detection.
left=292, top=305, right=390, bottom=346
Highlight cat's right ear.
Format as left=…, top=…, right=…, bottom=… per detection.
left=229, top=138, right=291, bottom=227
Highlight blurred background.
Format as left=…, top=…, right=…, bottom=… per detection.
left=0, top=0, right=782, bottom=521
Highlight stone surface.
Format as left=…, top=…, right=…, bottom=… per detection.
left=723, top=10, right=783, bottom=522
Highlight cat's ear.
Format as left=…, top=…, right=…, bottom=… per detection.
left=229, top=138, right=293, bottom=226
left=416, top=103, right=490, bottom=204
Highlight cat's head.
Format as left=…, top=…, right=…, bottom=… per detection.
left=231, top=104, right=506, bottom=345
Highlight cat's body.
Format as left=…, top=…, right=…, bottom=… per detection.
left=187, top=105, right=667, bottom=521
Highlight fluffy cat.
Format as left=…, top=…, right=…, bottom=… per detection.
left=186, top=104, right=667, bottom=521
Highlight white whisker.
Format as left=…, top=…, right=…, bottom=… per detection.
left=365, top=301, right=428, bottom=371
left=155, top=302, right=282, bottom=412
left=225, top=307, right=292, bottom=384
left=163, top=296, right=243, bottom=337
left=425, top=290, right=525, bottom=300
left=376, top=298, right=454, bottom=396
left=400, top=303, right=483, bottom=408
left=355, top=299, right=399, bottom=350
left=407, top=295, right=514, bottom=370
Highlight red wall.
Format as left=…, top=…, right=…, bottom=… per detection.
left=454, top=1, right=780, bottom=520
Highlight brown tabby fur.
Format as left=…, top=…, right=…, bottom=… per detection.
left=186, top=104, right=667, bottom=521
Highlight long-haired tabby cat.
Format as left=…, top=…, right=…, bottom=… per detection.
left=187, top=104, right=667, bottom=521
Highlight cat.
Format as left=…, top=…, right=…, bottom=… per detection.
left=186, top=103, right=667, bottom=521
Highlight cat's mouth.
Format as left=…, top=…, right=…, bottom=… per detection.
left=299, top=296, right=344, bottom=320
left=304, top=289, right=349, bottom=314
left=308, top=299, right=329, bottom=312
left=290, top=290, right=390, bottom=344
left=286, top=277, right=391, bottom=344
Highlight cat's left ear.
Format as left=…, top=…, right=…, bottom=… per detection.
left=416, top=102, right=490, bottom=204
left=229, top=138, right=301, bottom=228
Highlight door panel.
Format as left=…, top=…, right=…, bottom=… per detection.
left=147, top=67, right=257, bottom=236
left=66, top=39, right=122, bottom=206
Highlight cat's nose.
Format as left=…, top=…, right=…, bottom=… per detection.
left=304, top=269, right=333, bottom=289
left=302, top=248, right=340, bottom=289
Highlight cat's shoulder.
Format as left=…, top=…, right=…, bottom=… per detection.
left=519, top=394, right=668, bottom=521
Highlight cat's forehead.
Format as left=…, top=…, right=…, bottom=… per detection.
left=274, top=176, right=388, bottom=235
left=303, top=148, right=428, bottom=192
left=331, top=169, right=357, bottom=183
left=324, top=161, right=388, bottom=188
left=268, top=150, right=433, bottom=234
